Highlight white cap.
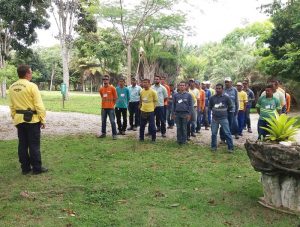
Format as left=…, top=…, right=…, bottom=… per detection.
left=224, top=77, right=232, bottom=82
left=236, top=82, right=243, bottom=86
left=206, top=80, right=211, bottom=84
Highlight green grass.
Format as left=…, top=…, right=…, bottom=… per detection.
left=0, top=91, right=101, bottom=115
left=0, top=136, right=299, bottom=226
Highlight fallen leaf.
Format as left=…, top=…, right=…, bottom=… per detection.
left=208, top=199, right=215, bottom=205
left=116, top=199, right=127, bottom=204
left=170, top=203, right=180, bottom=207
left=224, top=221, right=233, bottom=226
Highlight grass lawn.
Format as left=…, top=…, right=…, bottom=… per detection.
left=0, top=136, right=299, bottom=226
left=0, top=91, right=101, bottom=115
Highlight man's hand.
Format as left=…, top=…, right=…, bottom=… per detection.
left=41, top=123, right=46, bottom=129
left=187, top=115, right=191, bottom=121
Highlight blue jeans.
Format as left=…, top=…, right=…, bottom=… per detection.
left=140, top=111, right=156, bottom=141
left=220, top=112, right=238, bottom=140
left=208, top=109, right=212, bottom=125
left=155, top=106, right=166, bottom=134
left=211, top=118, right=233, bottom=150
left=166, top=106, right=174, bottom=127
left=237, top=110, right=245, bottom=135
left=196, top=109, right=202, bottom=131
left=175, top=113, right=188, bottom=144
left=101, top=108, right=117, bottom=135
left=257, top=119, right=269, bottom=140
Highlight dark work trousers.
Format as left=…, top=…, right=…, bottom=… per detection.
left=175, top=113, right=188, bottom=144
left=128, top=101, right=140, bottom=127
left=16, top=122, right=42, bottom=172
left=155, top=106, right=166, bottom=134
left=115, top=107, right=127, bottom=132
left=220, top=112, right=238, bottom=141
left=201, top=106, right=209, bottom=127
left=101, top=108, right=117, bottom=135
left=244, top=107, right=251, bottom=129
left=140, top=111, right=156, bottom=141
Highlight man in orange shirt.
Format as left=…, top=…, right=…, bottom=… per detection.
left=98, top=75, right=118, bottom=139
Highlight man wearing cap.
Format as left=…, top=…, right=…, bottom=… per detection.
left=236, top=82, right=248, bottom=136
left=242, top=79, right=254, bottom=133
left=128, top=77, right=141, bottom=131
left=151, top=75, right=168, bottom=137
left=206, top=81, right=215, bottom=125
left=221, top=77, right=239, bottom=141
left=9, top=64, right=48, bottom=175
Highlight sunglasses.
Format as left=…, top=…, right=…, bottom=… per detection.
left=103, top=78, right=109, bottom=81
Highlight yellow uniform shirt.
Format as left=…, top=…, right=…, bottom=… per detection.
left=140, top=88, right=158, bottom=112
left=189, top=90, right=197, bottom=105
left=189, top=88, right=200, bottom=107
left=238, top=90, right=248, bottom=111
left=9, top=79, right=46, bottom=125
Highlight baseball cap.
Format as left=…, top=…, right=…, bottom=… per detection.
left=236, top=82, right=243, bottom=86
left=224, top=77, right=232, bottom=82
left=206, top=80, right=211, bottom=84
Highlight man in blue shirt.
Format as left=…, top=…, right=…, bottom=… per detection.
left=128, top=77, right=141, bottom=131
left=172, top=81, right=193, bottom=145
left=220, top=77, right=239, bottom=141
left=209, top=83, right=234, bottom=152
left=201, top=82, right=211, bottom=130
left=115, top=78, right=130, bottom=135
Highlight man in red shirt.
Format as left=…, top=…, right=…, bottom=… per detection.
left=98, top=75, right=118, bottom=139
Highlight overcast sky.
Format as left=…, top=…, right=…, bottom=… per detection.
left=35, top=0, right=271, bottom=47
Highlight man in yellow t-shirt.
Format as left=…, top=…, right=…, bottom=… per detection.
left=139, top=78, right=158, bottom=142
left=236, top=82, right=248, bottom=136
left=9, top=64, right=48, bottom=175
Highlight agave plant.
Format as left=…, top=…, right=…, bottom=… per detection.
left=260, top=112, right=300, bottom=142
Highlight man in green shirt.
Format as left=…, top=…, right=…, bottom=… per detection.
left=256, top=84, right=281, bottom=139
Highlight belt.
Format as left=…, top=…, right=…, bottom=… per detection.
left=16, top=110, right=37, bottom=114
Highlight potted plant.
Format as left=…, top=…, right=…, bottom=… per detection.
left=245, top=113, right=300, bottom=214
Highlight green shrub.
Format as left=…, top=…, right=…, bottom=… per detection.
left=261, top=112, right=300, bottom=142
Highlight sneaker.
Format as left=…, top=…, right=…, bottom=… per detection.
left=97, top=134, right=106, bottom=138
left=248, top=128, right=252, bottom=133
left=235, top=135, right=239, bottom=139
left=161, top=133, right=166, bottom=138
left=219, top=140, right=226, bottom=145
left=113, top=135, right=117, bottom=140
left=191, top=133, right=196, bottom=137
left=117, top=131, right=122, bottom=135
left=132, top=127, right=137, bottom=131
left=205, top=127, right=209, bottom=130
left=228, top=148, right=234, bottom=153
left=243, top=127, right=247, bottom=130
left=127, top=126, right=133, bottom=131
left=156, top=127, right=161, bottom=132
left=121, top=131, right=126, bottom=135
left=196, top=130, right=200, bottom=133
left=187, top=137, right=191, bottom=141
left=32, top=167, right=48, bottom=175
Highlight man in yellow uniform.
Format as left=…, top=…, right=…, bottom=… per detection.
left=139, top=78, right=158, bottom=142
left=9, top=64, right=48, bottom=175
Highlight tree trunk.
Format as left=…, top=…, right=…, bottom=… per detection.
left=0, top=58, right=6, bottom=98
left=61, top=43, right=70, bottom=99
left=50, top=63, right=56, bottom=91
left=126, top=44, right=132, bottom=85
left=90, top=79, right=93, bottom=93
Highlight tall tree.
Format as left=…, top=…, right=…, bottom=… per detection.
left=0, top=0, right=50, bottom=97
left=98, top=0, right=185, bottom=83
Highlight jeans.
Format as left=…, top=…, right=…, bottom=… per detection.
left=220, top=112, right=238, bottom=140
left=140, top=111, right=156, bottom=141
left=155, top=106, right=166, bottom=134
left=201, top=106, right=209, bottom=127
left=257, top=119, right=269, bottom=139
left=166, top=106, right=175, bottom=127
left=244, top=107, right=251, bottom=129
left=208, top=109, right=212, bottom=125
left=211, top=118, right=233, bottom=150
left=101, top=108, right=117, bottom=135
left=237, top=110, right=245, bottom=135
left=196, top=109, right=202, bottom=131
left=128, top=101, right=140, bottom=127
left=115, top=107, right=127, bottom=132
left=17, top=122, right=42, bottom=172
left=175, top=113, right=188, bottom=144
